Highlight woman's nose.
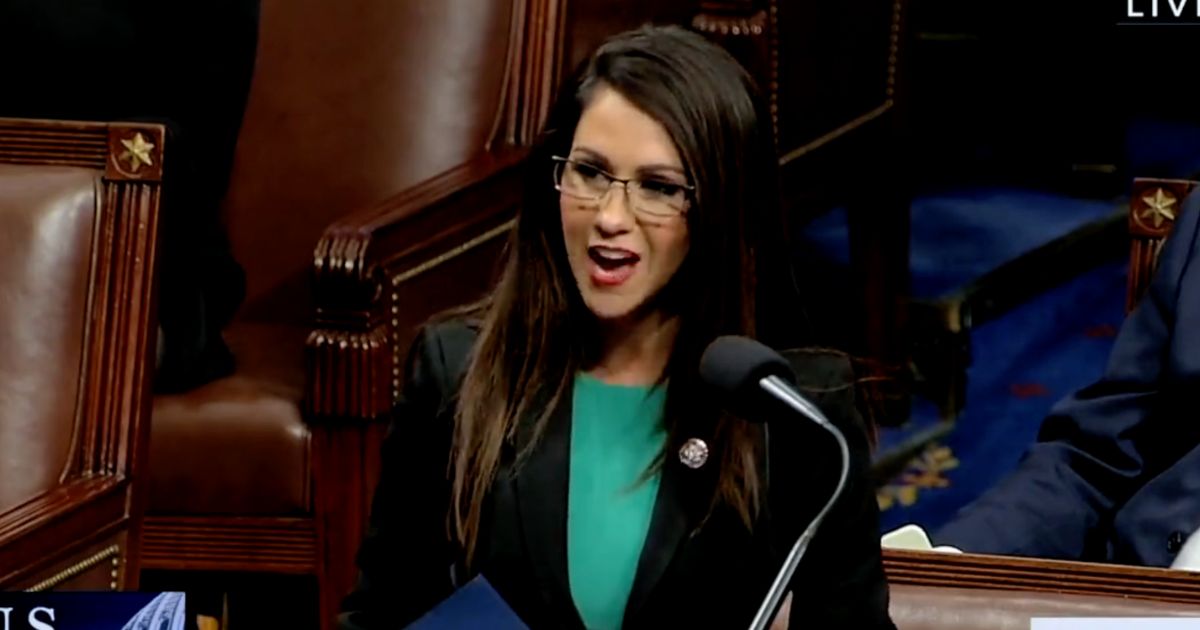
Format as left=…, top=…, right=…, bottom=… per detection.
left=594, top=183, right=636, bottom=233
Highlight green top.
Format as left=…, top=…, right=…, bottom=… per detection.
left=567, top=373, right=668, bottom=630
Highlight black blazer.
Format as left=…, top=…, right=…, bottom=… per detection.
left=340, top=321, right=894, bottom=629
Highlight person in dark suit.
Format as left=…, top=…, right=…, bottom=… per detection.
left=339, top=26, right=895, bottom=630
left=935, top=188, right=1200, bottom=567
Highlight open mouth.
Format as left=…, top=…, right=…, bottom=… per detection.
left=588, top=246, right=640, bottom=269
left=587, top=246, right=640, bottom=286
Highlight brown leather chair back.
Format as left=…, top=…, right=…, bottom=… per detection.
left=891, top=584, right=1200, bottom=630
left=1128, top=177, right=1197, bottom=311
left=222, top=0, right=515, bottom=321
left=0, top=118, right=163, bottom=590
left=0, top=165, right=97, bottom=513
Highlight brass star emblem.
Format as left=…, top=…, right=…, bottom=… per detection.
left=1139, top=188, right=1177, bottom=228
left=119, top=133, right=155, bottom=173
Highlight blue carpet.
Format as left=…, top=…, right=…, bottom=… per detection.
left=875, top=258, right=1127, bottom=531
left=796, top=182, right=1123, bottom=487
left=800, top=187, right=1120, bottom=299
left=793, top=115, right=1200, bottom=533
left=794, top=115, right=1200, bottom=532
left=795, top=187, right=1127, bottom=532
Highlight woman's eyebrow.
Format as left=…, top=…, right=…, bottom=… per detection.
left=569, top=146, right=611, bottom=168
left=571, top=146, right=685, bottom=178
left=636, top=163, right=687, bottom=178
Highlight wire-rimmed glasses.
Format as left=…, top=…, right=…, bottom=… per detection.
left=552, top=155, right=692, bottom=219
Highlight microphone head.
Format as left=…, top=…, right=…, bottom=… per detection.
left=699, top=336, right=794, bottom=419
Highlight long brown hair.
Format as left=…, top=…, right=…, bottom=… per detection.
left=449, top=25, right=788, bottom=564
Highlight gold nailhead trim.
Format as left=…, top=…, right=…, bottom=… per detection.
left=27, top=545, right=120, bottom=592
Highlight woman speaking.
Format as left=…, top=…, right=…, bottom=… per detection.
left=340, top=25, right=895, bottom=630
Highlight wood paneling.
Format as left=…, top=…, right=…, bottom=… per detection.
left=885, top=549, right=1200, bottom=605
left=142, top=516, right=318, bottom=575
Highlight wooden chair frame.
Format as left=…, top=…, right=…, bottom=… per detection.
left=0, top=117, right=163, bottom=591
left=1127, top=177, right=1197, bottom=310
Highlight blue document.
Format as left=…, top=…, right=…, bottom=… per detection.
left=405, top=576, right=529, bottom=630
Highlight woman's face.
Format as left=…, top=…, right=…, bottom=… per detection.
left=559, top=86, right=691, bottom=323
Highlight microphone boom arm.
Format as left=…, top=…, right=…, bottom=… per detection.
left=747, top=375, right=851, bottom=630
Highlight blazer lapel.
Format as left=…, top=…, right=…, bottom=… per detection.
left=623, top=437, right=714, bottom=625
left=512, top=382, right=586, bottom=628
left=624, top=422, right=770, bottom=626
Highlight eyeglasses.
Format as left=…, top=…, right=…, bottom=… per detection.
left=551, top=155, right=693, bottom=219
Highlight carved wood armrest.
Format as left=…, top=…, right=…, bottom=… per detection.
left=306, top=147, right=528, bottom=423
left=0, top=477, right=127, bottom=585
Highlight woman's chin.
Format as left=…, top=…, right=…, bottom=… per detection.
left=582, top=293, right=641, bottom=321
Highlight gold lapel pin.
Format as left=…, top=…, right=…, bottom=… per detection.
left=678, top=438, right=709, bottom=469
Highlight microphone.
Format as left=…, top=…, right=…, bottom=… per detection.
left=699, top=336, right=851, bottom=630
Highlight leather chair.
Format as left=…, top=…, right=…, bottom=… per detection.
left=139, top=0, right=523, bottom=626
left=0, top=118, right=163, bottom=590
left=890, top=584, right=1200, bottom=629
